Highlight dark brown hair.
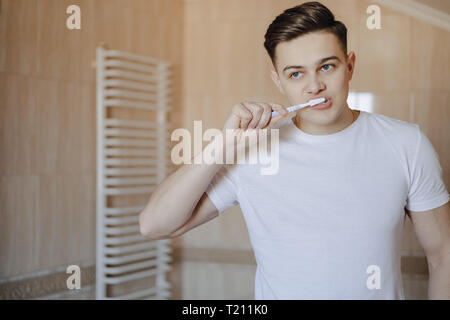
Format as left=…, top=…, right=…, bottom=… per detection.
left=264, top=1, right=347, bottom=71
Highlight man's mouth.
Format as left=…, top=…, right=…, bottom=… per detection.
left=310, top=97, right=332, bottom=110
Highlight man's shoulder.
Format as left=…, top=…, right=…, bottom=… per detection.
left=362, top=112, right=422, bottom=162
left=366, top=111, right=418, bottom=131
left=365, top=111, right=420, bottom=143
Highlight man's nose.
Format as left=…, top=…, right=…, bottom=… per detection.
left=306, top=74, right=325, bottom=94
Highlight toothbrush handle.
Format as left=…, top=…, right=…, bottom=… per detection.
left=272, top=105, right=294, bottom=117
left=270, top=98, right=324, bottom=117
left=271, top=111, right=281, bottom=117
left=271, top=103, right=308, bottom=117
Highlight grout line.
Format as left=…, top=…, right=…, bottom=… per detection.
left=34, top=284, right=95, bottom=300
left=409, top=92, right=415, bottom=123
left=0, top=260, right=95, bottom=284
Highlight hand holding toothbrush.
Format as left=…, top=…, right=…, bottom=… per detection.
left=223, top=102, right=288, bottom=132
left=220, top=101, right=289, bottom=149
left=220, top=98, right=326, bottom=150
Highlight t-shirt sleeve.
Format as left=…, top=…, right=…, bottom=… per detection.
left=405, top=128, right=449, bottom=212
left=205, top=165, right=239, bottom=215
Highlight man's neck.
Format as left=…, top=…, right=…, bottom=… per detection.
left=293, top=107, right=358, bottom=135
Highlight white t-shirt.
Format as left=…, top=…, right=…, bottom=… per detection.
left=205, top=110, right=449, bottom=300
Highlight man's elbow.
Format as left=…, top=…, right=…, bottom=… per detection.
left=139, top=225, right=170, bottom=240
left=139, top=210, right=171, bottom=240
left=142, top=232, right=172, bottom=240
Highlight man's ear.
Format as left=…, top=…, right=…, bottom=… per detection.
left=346, top=51, right=356, bottom=82
left=270, top=69, right=285, bottom=95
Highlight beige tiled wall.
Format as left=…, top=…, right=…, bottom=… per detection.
left=0, top=0, right=184, bottom=292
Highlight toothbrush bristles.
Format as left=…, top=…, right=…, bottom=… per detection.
left=309, top=97, right=326, bottom=106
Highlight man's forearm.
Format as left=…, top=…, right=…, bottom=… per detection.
left=428, top=256, right=450, bottom=299
left=139, top=136, right=226, bottom=237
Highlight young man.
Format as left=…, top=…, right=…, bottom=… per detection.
left=140, top=2, right=450, bottom=299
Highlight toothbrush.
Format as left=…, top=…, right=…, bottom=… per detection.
left=271, top=97, right=326, bottom=117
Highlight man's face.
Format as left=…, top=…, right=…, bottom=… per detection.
left=271, top=31, right=355, bottom=125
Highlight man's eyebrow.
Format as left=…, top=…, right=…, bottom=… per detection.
left=282, top=56, right=341, bottom=73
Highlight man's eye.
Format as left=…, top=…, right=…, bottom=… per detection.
left=321, top=64, right=334, bottom=71
left=290, top=72, right=302, bottom=79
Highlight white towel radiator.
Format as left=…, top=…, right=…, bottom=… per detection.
left=95, top=45, right=173, bottom=299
